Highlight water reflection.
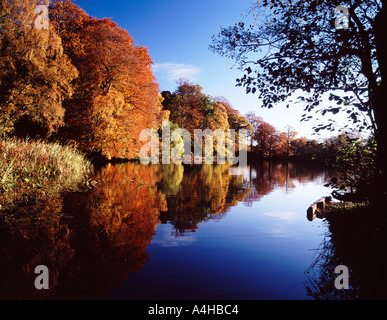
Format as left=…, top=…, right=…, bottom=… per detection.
left=0, top=160, right=330, bottom=299
left=304, top=215, right=387, bottom=300
left=158, top=164, right=251, bottom=236
left=245, top=161, right=326, bottom=205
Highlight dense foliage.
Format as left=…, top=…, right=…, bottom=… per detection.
left=161, top=79, right=254, bottom=160
left=326, top=137, right=377, bottom=202
left=0, top=0, right=78, bottom=136
left=1, top=0, right=162, bottom=160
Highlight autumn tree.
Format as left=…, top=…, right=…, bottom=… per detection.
left=245, top=112, right=281, bottom=157
left=162, top=80, right=226, bottom=159
left=50, top=0, right=162, bottom=159
left=245, top=111, right=263, bottom=151
left=283, top=125, right=298, bottom=157
left=82, top=19, right=161, bottom=159
left=206, top=96, right=251, bottom=160
left=162, top=79, right=205, bottom=132
left=0, top=0, right=78, bottom=137
left=258, top=121, right=279, bottom=157
left=211, top=0, right=387, bottom=202
left=216, top=97, right=253, bottom=154
left=161, top=84, right=253, bottom=161
left=217, top=97, right=252, bottom=133
left=276, top=131, right=289, bottom=157
left=205, top=101, right=230, bottom=158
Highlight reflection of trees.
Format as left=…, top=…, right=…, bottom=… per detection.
left=0, top=162, right=254, bottom=298
left=55, top=163, right=165, bottom=298
left=244, top=160, right=330, bottom=205
left=303, top=230, right=361, bottom=300
left=245, top=161, right=282, bottom=204
left=0, top=198, right=75, bottom=300
left=158, top=164, right=184, bottom=196
left=158, top=164, right=252, bottom=237
left=0, top=163, right=164, bottom=299
left=86, top=163, right=165, bottom=265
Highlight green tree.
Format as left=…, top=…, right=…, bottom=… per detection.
left=327, top=137, right=377, bottom=202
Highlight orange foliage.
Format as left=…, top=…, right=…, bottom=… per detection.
left=50, top=1, right=162, bottom=159
left=246, top=112, right=299, bottom=158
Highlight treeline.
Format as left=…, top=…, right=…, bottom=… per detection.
left=246, top=111, right=369, bottom=162
left=245, top=112, right=330, bottom=160
left=160, top=79, right=253, bottom=159
left=162, top=80, right=361, bottom=163
left=0, top=0, right=359, bottom=164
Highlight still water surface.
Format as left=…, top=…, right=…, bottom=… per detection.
left=0, top=161, right=333, bottom=300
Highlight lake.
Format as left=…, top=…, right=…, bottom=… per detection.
left=0, top=160, right=334, bottom=300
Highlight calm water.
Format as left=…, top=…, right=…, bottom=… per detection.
left=0, top=161, right=334, bottom=300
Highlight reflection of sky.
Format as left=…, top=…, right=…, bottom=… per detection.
left=264, top=211, right=298, bottom=221
left=150, top=223, right=196, bottom=247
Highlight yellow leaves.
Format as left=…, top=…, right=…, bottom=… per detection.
left=93, top=92, right=125, bottom=120
left=209, top=102, right=230, bottom=132
left=0, top=0, right=78, bottom=135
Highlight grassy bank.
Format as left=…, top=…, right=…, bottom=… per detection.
left=0, top=138, right=93, bottom=209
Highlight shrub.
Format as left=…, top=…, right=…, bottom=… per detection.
left=325, top=137, right=376, bottom=202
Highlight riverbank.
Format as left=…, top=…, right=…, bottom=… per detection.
left=315, top=200, right=386, bottom=241
left=0, top=138, right=93, bottom=210
left=311, top=200, right=387, bottom=299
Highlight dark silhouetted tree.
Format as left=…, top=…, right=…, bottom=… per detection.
left=211, top=0, right=387, bottom=203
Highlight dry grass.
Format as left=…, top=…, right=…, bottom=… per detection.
left=0, top=137, right=93, bottom=208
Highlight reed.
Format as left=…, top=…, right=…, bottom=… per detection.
left=0, top=137, right=93, bottom=208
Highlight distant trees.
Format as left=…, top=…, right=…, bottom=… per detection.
left=245, top=112, right=299, bottom=158
left=244, top=111, right=370, bottom=163
left=160, top=81, right=347, bottom=161
left=161, top=79, right=253, bottom=159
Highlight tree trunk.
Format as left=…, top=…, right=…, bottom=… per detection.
left=372, top=5, right=387, bottom=206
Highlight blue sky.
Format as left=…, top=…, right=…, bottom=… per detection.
left=72, top=0, right=342, bottom=139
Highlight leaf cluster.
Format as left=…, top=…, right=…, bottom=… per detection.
left=325, top=136, right=377, bottom=200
